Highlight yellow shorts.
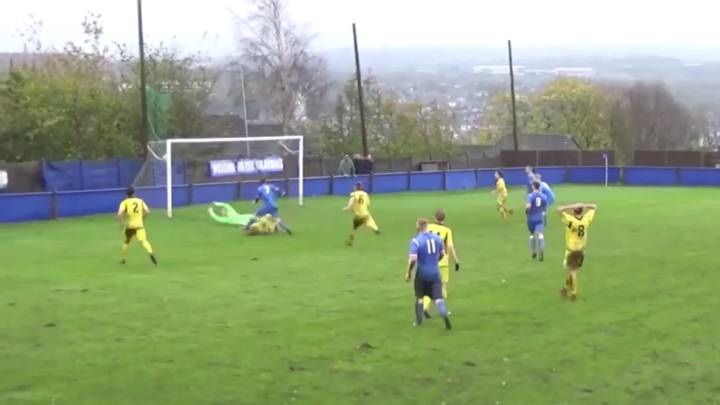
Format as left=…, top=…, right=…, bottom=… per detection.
left=564, top=249, right=585, bottom=269
left=496, top=194, right=507, bottom=206
left=247, top=223, right=262, bottom=235
left=353, top=215, right=378, bottom=230
left=439, top=265, right=450, bottom=284
left=124, top=227, right=147, bottom=243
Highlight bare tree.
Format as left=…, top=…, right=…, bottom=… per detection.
left=232, top=0, right=327, bottom=133
left=624, top=82, right=692, bottom=150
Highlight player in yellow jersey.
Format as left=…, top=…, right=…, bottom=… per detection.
left=556, top=203, right=597, bottom=301
left=422, top=209, right=460, bottom=317
left=491, top=170, right=513, bottom=220
left=245, top=214, right=280, bottom=235
left=343, top=182, right=380, bottom=246
left=117, top=187, right=157, bottom=266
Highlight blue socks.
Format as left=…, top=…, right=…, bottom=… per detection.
left=415, top=300, right=424, bottom=325
left=436, top=299, right=448, bottom=318
left=278, top=220, right=291, bottom=233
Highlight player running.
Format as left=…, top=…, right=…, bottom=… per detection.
left=422, top=209, right=460, bottom=317
left=535, top=174, right=556, bottom=225
left=406, top=219, right=451, bottom=330
left=492, top=170, right=514, bottom=220
left=556, top=203, right=598, bottom=301
left=255, top=177, right=292, bottom=234
left=526, top=181, right=548, bottom=261
left=117, top=187, right=157, bottom=266
left=343, top=182, right=380, bottom=246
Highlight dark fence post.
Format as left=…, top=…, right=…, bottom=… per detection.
left=388, top=157, right=394, bottom=173
left=369, top=172, right=374, bottom=193
left=442, top=169, right=448, bottom=191
left=319, top=156, right=325, bottom=177
left=578, top=150, right=583, bottom=166
left=329, top=175, right=334, bottom=195
left=285, top=176, right=290, bottom=196
left=446, top=152, right=452, bottom=170
left=474, top=168, right=480, bottom=189
left=115, top=158, right=122, bottom=188
left=619, top=167, right=625, bottom=185
left=675, top=167, right=681, bottom=185
left=188, top=182, right=194, bottom=205
left=50, top=190, right=58, bottom=220
left=407, top=171, right=412, bottom=192
left=79, top=160, right=85, bottom=190
left=535, top=150, right=540, bottom=167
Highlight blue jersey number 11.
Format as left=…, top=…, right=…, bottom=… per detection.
left=426, top=239, right=437, bottom=254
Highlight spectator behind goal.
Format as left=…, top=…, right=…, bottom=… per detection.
left=339, top=154, right=356, bottom=177
left=353, top=154, right=374, bottom=175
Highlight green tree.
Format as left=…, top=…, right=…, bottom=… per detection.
left=0, top=14, right=139, bottom=161
left=319, top=75, right=456, bottom=159
left=116, top=42, right=217, bottom=139
left=531, top=78, right=611, bottom=149
left=477, top=91, right=532, bottom=144
left=0, top=13, right=216, bottom=162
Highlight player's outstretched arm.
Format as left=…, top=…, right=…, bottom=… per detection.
left=342, top=196, right=354, bottom=211
left=272, top=184, right=286, bottom=197
left=583, top=203, right=598, bottom=211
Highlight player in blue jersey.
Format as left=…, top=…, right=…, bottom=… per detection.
left=253, top=177, right=292, bottom=234
left=526, top=181, right=548, bottom=261
left=405, top=218, right=451, bottom=330
left=525, top=166, right=537, bottom=194
left=535, top=174, right=556, bottom=225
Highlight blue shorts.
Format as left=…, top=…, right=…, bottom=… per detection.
left=414, top=277, right=443, bottom=299
left=256, top=206, right=278, bottom=217
left=527, top=220, right=544, bottom=234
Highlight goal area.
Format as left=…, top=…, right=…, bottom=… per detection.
left=133, top=136, right=304, bottom=218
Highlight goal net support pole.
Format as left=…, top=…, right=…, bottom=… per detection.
left=163, top=136, right=304, bottom=218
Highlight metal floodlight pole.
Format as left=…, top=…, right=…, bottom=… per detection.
left=137, top=0, right=149, bottom=151
left=352, top=23, right=369, bottom=157
left=508, top=40, right=519, bottom=151
left=240, top=65, right=250, bottom=155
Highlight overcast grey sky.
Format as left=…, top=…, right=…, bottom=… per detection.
left=0, top=0, right=717, bottom=56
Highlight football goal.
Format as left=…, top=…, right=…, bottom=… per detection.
left=134, top=136, right=304, bottom=218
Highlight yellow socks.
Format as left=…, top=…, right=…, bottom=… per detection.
left=141, top=240, right=153, bottom=255
left=423, top=296, right=432, bottom=312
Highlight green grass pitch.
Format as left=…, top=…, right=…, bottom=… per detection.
left=1, top=186, right=719, bottom=405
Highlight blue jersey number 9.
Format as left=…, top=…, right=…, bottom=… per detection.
left=535, top=197, right=542, bottom=207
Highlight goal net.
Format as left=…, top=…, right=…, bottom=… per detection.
left=133, top=136, right=304, bottom=218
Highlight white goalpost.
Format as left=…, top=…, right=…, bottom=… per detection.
left=148, top=135, right=304, bottom=218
